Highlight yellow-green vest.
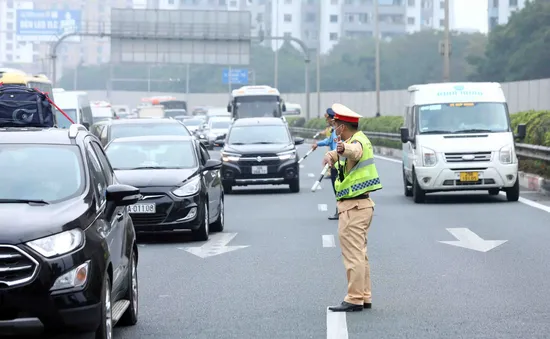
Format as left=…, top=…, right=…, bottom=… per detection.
left=334, top=131, right=382, bottom=200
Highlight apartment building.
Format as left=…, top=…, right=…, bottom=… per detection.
left=488, top=0, right=528, bottom=31
left=0, top=0, right=36, bottom=70
left=267, top=0, right=456, bottom=54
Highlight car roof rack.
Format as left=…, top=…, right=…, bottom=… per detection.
left=68, top=124, right=88, bottom=139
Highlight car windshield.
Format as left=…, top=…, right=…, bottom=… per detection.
left=106, top=140, right=197, bottom=170
left=0, top=145, right=84, bottom=203
left=234, top=95, right=280, bottom=118
left=417, top=102, right=510, bottom=134
left=183, top=119, right=204, bottom=126
left=211, top=120, right=231, bottom=129
left=54, top=108, right=77, bottom=129
left=110, top=123, right=191, bottom=140
left=228, top=125, right=290, bottom=144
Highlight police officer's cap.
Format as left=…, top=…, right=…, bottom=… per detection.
left=332, top=103, right=362, bottom=124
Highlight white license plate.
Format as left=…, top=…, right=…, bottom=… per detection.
left=251, top=166, right=268, bottom=174
left=127, top=203, right=156, bottom=214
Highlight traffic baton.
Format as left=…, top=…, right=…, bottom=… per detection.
left=311, top=164, right=330, bottom=192
left=298, top=148, right=314, bottom=164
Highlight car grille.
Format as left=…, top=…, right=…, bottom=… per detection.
left=444, top=152, right=492, bottom=163
left=0, top=245, right=38, bottom=287
left=239, top=153, right=280, bottom=166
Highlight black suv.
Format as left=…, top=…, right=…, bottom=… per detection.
left=0, top=124, right=140, bottom=338
left=218, top=117, right=304, bottom=193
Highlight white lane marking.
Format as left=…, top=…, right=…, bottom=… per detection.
left=439, top=228, right=507, bottom=252
left=300, top=164, right=305, bottom=169
left=375, top=155, right=550, bottom=214
left=327, top=308, right=348, bottom=339
left=308, top=173, right=315, bottom=177
left=318, top=204, right=328, bottom=211
left=322, top=235, right=335, bottom=247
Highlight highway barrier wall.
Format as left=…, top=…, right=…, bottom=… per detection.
left=86, top=77, right=550, bottom=117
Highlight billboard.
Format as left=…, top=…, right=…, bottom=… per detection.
left=110, top=9, right=251, bottom=65
left=16, top=10, right=81, bottom=42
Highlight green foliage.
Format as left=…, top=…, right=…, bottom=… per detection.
left=471, top=0, right=550, bottom=81
left=510, top=110, right=550, bottom=147
left=285, top=116, right=306, bottom=127
left=59, top=30, right=487, bottom=93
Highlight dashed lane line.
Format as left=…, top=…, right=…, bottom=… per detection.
left=318, top=204, right=328, bottom=211
left=327, top=308, right=348, bottom=339
left=322, top=235, right=336, bottom=247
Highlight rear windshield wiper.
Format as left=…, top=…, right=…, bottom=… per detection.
left=0, top=199, right=49, bottom=205
left=127, top=166, right=167, bottom=170
left=419, top=130, right=453, bottom=134
left=453, top=129, right=492, bottom=133
left=250, top=141, right=276, bottom=144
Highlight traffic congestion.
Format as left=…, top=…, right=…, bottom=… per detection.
left=0, top=67, right=549, bottom=339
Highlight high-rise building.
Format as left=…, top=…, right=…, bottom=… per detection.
left=0, top=0, right=36, bottom=69
left=266, top=0, right=456, bottom=55
left=488, top=0, right=528, bottom=31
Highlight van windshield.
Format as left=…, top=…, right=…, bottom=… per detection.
left=417, top=102, right=510, bottom=134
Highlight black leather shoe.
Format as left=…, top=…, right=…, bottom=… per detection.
left=328, top=213, right=338, bottom=220
left=328, top=301, right=363, bottom=312
left=364, top=303, right=372, bottom=309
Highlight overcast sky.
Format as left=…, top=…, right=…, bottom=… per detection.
left=454, top=0, right=488, bottom=33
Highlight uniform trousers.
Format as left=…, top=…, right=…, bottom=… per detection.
left=337, top=200, right=374, bottom=305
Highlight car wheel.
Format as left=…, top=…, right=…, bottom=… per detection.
left=412, top=170, right=425, bottom=203
left=505, top=178, right=520, bottom=202
left=210, top=197, right=225, bottom=232
left=193, top=202, right=209, bottom=241
left=119, top=251, right=138, bottom=326
left=222, top=182, right=232, bottom=194
left=95, top=274, right=112, bottom=339
left=488, top=188, right=500, bottom=195
left=289, top=178, right=300, bottom=193
left=207, top=144, right=214, bottom=150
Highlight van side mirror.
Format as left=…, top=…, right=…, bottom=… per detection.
left=282, top=104, right=286, bottom=112
left=515, top=123, right=526, bottom=140
left=227, top=104, right=232, bottom=112
left=400, top=127, right=410, bottom=143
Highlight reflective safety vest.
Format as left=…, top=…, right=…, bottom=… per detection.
left=334, top=131, right=382, bottom=200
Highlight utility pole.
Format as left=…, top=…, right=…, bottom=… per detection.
left=274, top=0, right=279, bottom=87
left=316, top=0, right=321, bottom=118
left=443, top=0, right=451, bottom=82
left=185, top=63, right=190, bottom=101
left=374, top=0, right=381, bottom=117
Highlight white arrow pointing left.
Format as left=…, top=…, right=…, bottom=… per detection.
left=178, top=233, right=249, bottom=258
left=439, top=228, right=507, bottom=253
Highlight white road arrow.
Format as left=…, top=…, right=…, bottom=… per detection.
left=439, top=228, right=507, bottom=253
left=178, top=233, right=249, bottom=258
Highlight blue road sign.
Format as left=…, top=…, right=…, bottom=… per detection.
left=16, top=10, right=81, bottom=38
left=222, top=68, right=249, bottom=85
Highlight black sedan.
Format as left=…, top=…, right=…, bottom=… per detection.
left=105, top=135, right=224, bottom=241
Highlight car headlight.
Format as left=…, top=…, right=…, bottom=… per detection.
left=199, top=134, right=205, bottom=139
left=277, top=150, right=296, bottom=160
left=422, top=147, right=437, bottom=167
left=499, top=144, right=513, bottom=164
left=51, top=260, right=90, bottom=291
left=221, top=151, right=241, bottom=162
left=26, top=229, right=84, bottom=258
left=172, top=176, right=201, bottom=197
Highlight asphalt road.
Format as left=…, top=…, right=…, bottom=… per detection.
left=26, top=144, right=550, bottom=338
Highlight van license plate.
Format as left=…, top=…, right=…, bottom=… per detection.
left=252, top=166, right=268, bottom=174
left=459, top=172, right=479, bottom=182
left=128, top=203, right=156, bottom=214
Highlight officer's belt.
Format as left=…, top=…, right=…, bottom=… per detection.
left=339, top=194, right=370, bottom=201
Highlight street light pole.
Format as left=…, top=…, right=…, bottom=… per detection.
left=374, top=0, right=381, bottom=117
left=274, top=0, right=279, bottom=88
left=443, top=0, right=450, bottom=82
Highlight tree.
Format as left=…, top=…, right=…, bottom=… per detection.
left=470, top=0, right=550, bottom=82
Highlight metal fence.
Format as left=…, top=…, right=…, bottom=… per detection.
left=289, top=127, right=550, bottom=162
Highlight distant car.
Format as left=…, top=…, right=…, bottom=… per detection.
left=95, top=118, right=191, bottom=147
left=181, top=116, right=206, bottom=135
left=164, top=109, right=188, bottom=118
left=205, top=117, right=232, bottom=150
left=105, top=135, right=224, bottom=241
left=219, top=117, right=304, bottom=193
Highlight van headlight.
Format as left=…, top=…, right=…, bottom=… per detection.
left=27, top=229, right=84, bottom=258
left=499, top=145, right=513, bottom=164
left=278, top=150, right=296, bottom=160
left=221, top=151, right=241, bottom=162
left=172, top=176, right=201, bottom=197
left=422, top=147, right=437, bottom=167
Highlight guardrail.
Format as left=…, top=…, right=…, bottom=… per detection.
left=289, top=127, right=550, bottom=162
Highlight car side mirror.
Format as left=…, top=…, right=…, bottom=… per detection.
left=400, top=127, right=411, bottom=143
left=82, top=122, right=90, bottom=129
left=106, top=184, right=141, bottom=206
left=294, top=136, right=304, bottom=145
left=515, top=123, right=526, bottom=140
left=204, top=159, right=222, bottom=170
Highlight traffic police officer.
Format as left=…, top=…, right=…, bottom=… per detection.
left=323, top=103, right=382, bottom=312
left=312, top=108, right=339, bottom=220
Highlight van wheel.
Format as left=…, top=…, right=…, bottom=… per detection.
left=403, top=167, right=413, bottom=197
left=412, top=170, right=426, bottom=203
left=505, top=179, right=520, bottom=202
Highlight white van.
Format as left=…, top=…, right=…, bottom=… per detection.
left=53, top=91, right=94, bottom=129
left=399, top=82, right=526, bottom=203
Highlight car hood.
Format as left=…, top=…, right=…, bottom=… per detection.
left=0, top=197, right=90, bottom=244
left=223, top=143, right=294, bottom=155
left=114, top=168, right=198, bottom=187
left=418, top=132, right=514, bottom=152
